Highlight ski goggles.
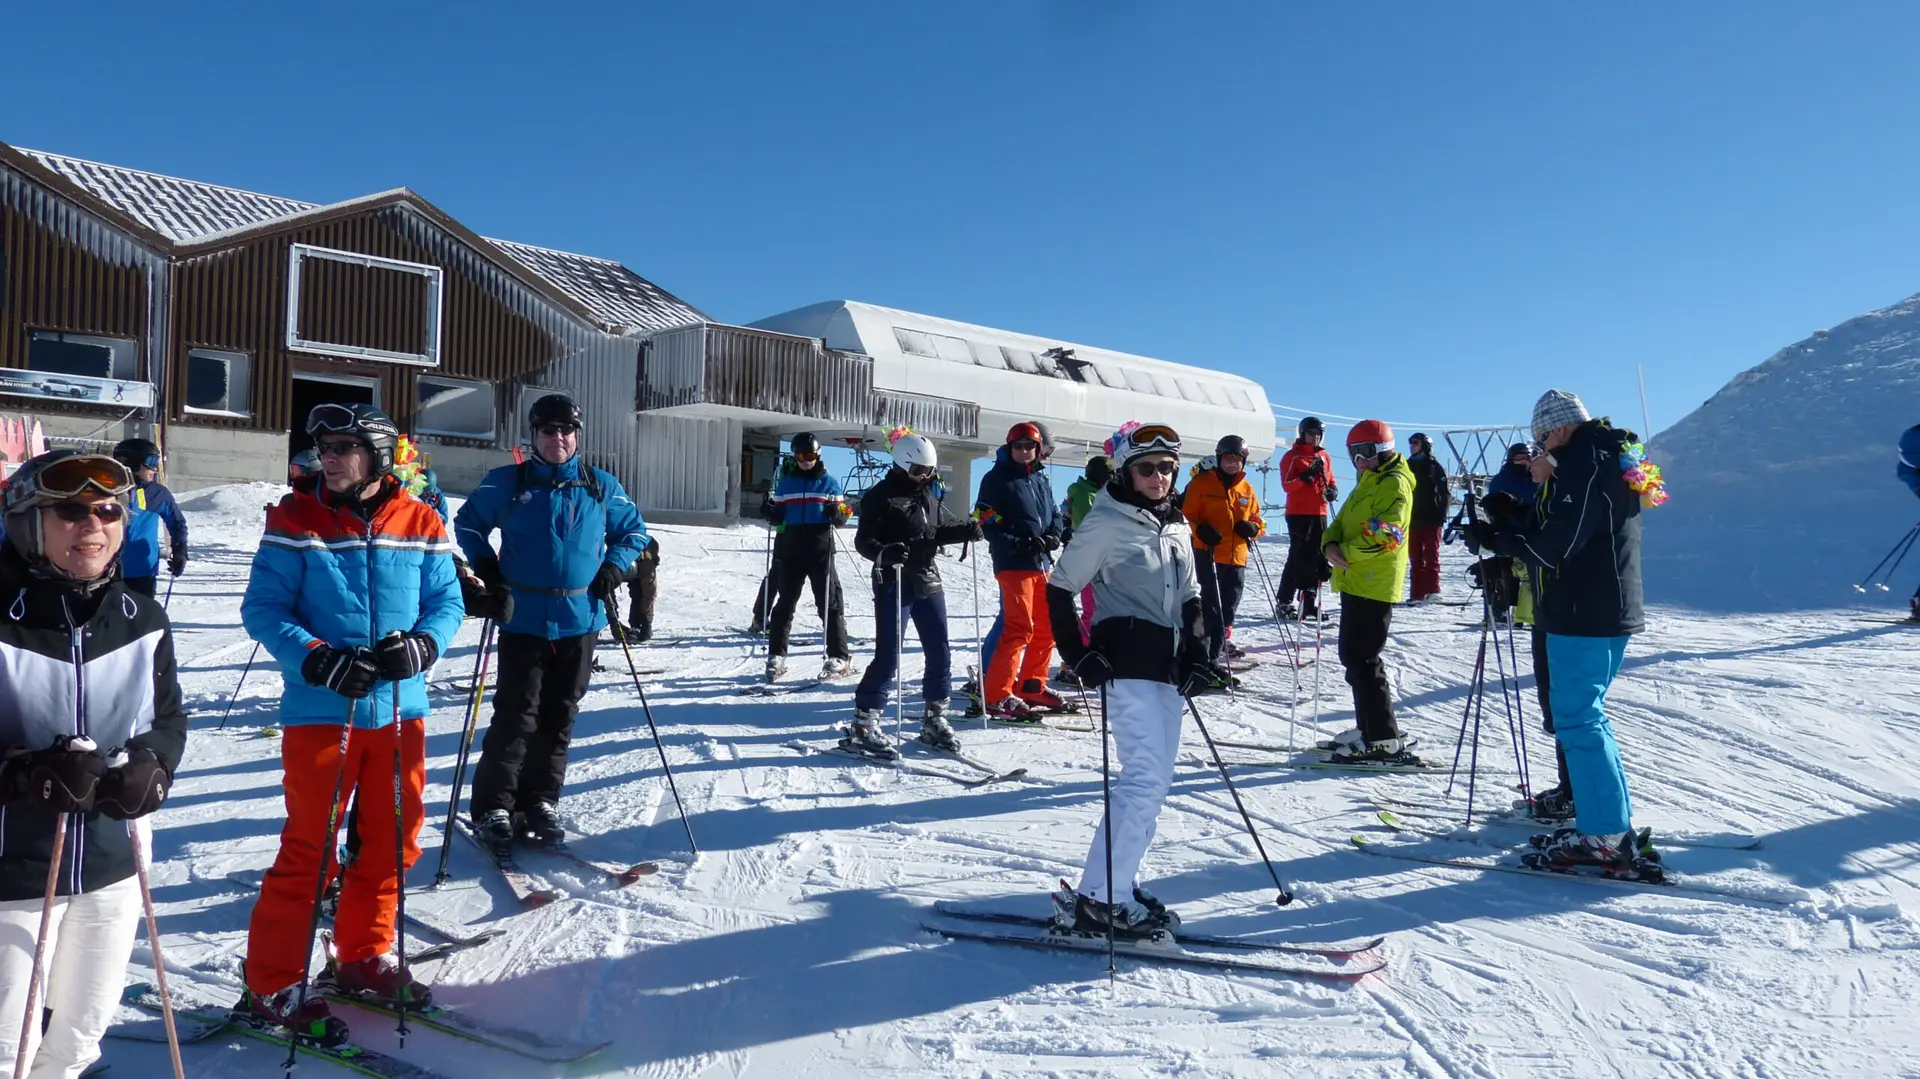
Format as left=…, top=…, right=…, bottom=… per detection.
left=1349, top=442, right=1387, bottom=461
left=792, top=450, right=820, bottom=464
left=305, top=402, right=362, bottom=436
left=23, top=455, right=135, bottom=502
left=534, top=423, right=579, bottom=438
left=905, top=463, right=937, bottom=479
left=117, top=452, right=161, bottom=470
left=1121, top=424, right=1181, bottom=458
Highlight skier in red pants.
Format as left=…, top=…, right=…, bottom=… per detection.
left=1405, top=433, right=1452, bottom=601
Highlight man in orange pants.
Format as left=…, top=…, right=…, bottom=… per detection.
left=237, top=404, right=463, bottom=1045
left=976, top=422, right=1065, bottom=719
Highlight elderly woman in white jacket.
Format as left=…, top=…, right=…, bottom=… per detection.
left=1043, top=423, right=1227, bottom=936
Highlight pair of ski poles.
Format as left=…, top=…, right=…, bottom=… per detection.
left=1856, top=523, right=1920, bottom=593
left=1444, top=563, right=1534, bottom=824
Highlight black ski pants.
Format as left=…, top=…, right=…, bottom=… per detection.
left=1278, top=515, right=1327, bottom=615
left=470, top=631, right=595, bottom=817
left=123, top=576, right=158, bottom=598
left=1339, top=593, right=1399, bottom=743
left=1532, top=624, right=1572, bottom=793
left=1195, top=557, right=1245, bottom=663
left=626, top=559, right=657, bottom=638
left=768, top=527, right=850, bottom=660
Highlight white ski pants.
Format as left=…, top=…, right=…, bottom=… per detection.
left=1077, top=679, right=1183, bottom=902
left=0, top=874, right=142, bottom=1079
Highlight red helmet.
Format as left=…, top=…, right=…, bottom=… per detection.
left=1346, top=419, right=1394, bottom=457
left=1006, top=422, right=1043, bottom=447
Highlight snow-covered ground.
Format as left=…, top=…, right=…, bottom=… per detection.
left=97, top=483, right=1920, bottom=1077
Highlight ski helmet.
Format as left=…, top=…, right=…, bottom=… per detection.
left=111, top=437, right=161, bottom=471
left=892, top=433, right=938, bottom=473
left=790, top=432, right=821, bottom=459
left=1346, top=419, right=1394, bottom=460
left=1507, top=442, right=1532, bottom=463
left=1006, top=422, right=1043, bottom=448
left=289, top=447, right=321, bottom=477
left=2, top=450, right=134, bottom=564
left=1110, top=422, right=1181, bottom=471
left=1409, top=432, right=1432, bottom=452
left=1214, top=434, right=1250, bottom=461
left=1298, top=416, right=1324, bottom=437
left=305, top=403, right=401, bottom=475
left=528, top=393, right=583, bottom=431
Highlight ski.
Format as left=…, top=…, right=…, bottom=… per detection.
left=1852, top=616, right=1920, bottom=626
left=814, top=743, right=1019, bottom=787
left=1347, top=836, right=1798, bottom=906
left=1221, top=754, right=1445, bottom=776
left=739, top=678, right=825, bottom=697
left=106, top=1000, right=232, bottom=1044
left=453, top=817, right=563, bottom=906
left=905, top=740, right=1032, bottom=783
left=929, top=902, right=1383, bottom=959
left=320, top=988, right=609, bottom=1063
left=921, top=922, right=1385, bottom=980
left=123, top=984, right=450, bottom=1079
left=515, top=836, right=660, bottom=887
left=987, top=713, right=1098, bottom=733
left=1368, top=798, right=1763, bottom=851
left=225, top=870, right=511, bottom=956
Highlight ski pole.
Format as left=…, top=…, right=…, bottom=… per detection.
left=435, top=618, right=495, bottom=885
left=1487, top=587, right=1530, bottom=799
left=162, top=574, right=176, bottom=609
left=1446, top=615, right=1492, bottom=824
left=1099, top=681, right=1116, bottom=984
left=893, top=561, right=906, bottom=743
left=390, top=688, right=410, bottom=1045
left=288, top=696, right=357, bottom=1077
left=615, top=630, right=699, bottom=856
left=220, top=642, right=262, bottom=729
left=1856, top=524, right=1920, bottom=592
left=971, top=539, right=984, bottom=732
left=757, top=519, right=774, bottom=644
left=14, top=811, right=69, bottom=1077
left=1185, top=696, right=1294, bottom=906
left=1308, top=580, right=1326, bottom=735
left=129, top=818, right=186, bottom=1079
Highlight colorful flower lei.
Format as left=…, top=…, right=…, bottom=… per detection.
left=1363, top=517, right=1407, bottom=552
left=1620, top=442, right=1669, bottom=508
left=885, top=425, right=915, bottom=447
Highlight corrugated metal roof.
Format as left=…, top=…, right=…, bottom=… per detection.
left=18, top=148, right=704, bottom=333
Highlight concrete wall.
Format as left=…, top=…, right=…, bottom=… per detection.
left=163, top=424, right=287, bottom=492
left=414, top=441, right=504, bottom=499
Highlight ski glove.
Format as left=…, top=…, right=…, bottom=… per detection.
left=1071, top=650, right=1115, bottom=689
left=1177, top=654, right=1232, bottom=699
left=302, top=645, right=379, bottom=699
left=2, top=737, right=106, bottom=812
left=96, top=747, right=170, bottom=820
left=1465, top=518, right=1500, bottom=557
left=167, top=546, right=187, bottom=577
left=1233, top=521, right=1261, bottom=540
left=591, top=562, right=628, bottom=603
left=1195, top=523, right=1224, bottom=548
left=375, top=631, right=439, bottom=682
left=1481, top=491, right=1526, bottom=525
left=459, top=571, right=513, bottom=622
left=1042, top=533, right=1061, bottom=552
left=1325, top=483, right=1339, bottom=503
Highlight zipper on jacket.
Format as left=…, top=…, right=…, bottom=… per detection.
left=61, top=594, right=86, bottom=894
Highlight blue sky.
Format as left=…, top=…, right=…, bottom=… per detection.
left=7, top=3, right=1918, bottom=456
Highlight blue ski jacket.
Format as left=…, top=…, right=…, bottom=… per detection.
left=122, top=479, right=187, bottom=579
left=453, top=455, right=649, bottom=640
left=974, top=446, right=1063, bottom=574
left=241, top=476, right=464, bottom=729
left=769, top=462, right=848, bottom=527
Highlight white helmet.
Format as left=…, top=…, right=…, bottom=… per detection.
left=891, top=434, right=938, bottom=471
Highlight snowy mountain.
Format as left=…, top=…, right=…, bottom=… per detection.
left=1646, top=292, right=1920, bottom=612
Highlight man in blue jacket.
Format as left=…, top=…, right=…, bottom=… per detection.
left=759, top=432, right=853, bottom=681
left=110, top=437, right=187, bottom=597
left=453, top=395, right=649, bottom=854
left=975, top=421, right=1064, bottom=720
left=1900, top=425, right=1920, bottom=620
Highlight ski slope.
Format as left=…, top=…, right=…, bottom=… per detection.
left=97, top=482, right=1920, bottom=1077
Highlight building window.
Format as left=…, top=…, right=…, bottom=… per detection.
left=1122, top=367, right=1158, bottom=396
left=27, top=331, right=138, bottom=381
left=1000, top=347, right=1046, bottom=375
left=894, top=327, right=936, bottom=357
left=1095, top=364, right=1129, bottom=390
left=287, top=243, right=444, bottom=366
left=969, top=340, right=1010, bottom=369
left=416, top=375, right=496, bottom=439
left=930, top=334, right=973, bottom=364
left=1228, top=386, right=1256, bottom=412
left=1175, top=378, right=1207, bottom=403
left=184, top=348, right=251, bottom=417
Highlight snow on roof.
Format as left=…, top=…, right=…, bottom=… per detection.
left=19, top=148, right=704, bottom=333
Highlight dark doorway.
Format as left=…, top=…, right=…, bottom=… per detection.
left=288, top=375, right=377, bottom=460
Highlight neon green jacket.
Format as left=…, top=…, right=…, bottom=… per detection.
left=1066, top=478, right=1101, bottom=530
left=1323, top=454, right=1415, bottom=604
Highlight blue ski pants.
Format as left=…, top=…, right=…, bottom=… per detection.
left=856, top=580, right=952, bottom=711
left=1544, top=633, right=1633, bottom=836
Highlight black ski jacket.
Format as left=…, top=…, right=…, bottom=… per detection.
left=0, top=545, right=187, bottom=901
left=1408, top=454, right=1453, bottom=528
left=854, top=468, right=978, bottom=598
left=1493, top=419, right=1645, bottom=637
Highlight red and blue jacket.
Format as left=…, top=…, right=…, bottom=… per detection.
left=767, top=461, right=848, bottom=528
left=241, top=475, right=464, bottom=729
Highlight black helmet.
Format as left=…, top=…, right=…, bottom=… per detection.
left=791, top=432, right=821, bottom=458
left=1508, top=442, right=1532, bottom=461
left=529, top=394, right=582, bottom=431
left=1215, top=434, right=1250, bottom=460
left=1085, top=454, right=1112, bottom=486
left=1410, top=432, right=1432, bottom=448
left=306, top=403, right=401, bottom=475
left=112, top=437, right=161, bottom=470
left=1299, top=416, right=1324, bottom=436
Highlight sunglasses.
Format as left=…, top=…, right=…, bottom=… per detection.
left=906, top=464, right=937, bottom=479
left=48, top=501, right=126, bottom=524
left=26, top=455, right=134, bottom=501
left=1130, top=460, right=1178, bottom=478
left=536, top=423, right=579, bottom=438
left=1009, top=439, right=1040, bottom=452
left=315, top=439, right=366, bottom=458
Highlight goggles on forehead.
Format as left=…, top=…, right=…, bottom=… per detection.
left=27, top=455, right=135, bottom=501
left=306, top=403, right=360, bottom=436
left=1122, top=424, right=1181, bottom=458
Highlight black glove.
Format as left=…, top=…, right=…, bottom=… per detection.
left=591, top=562, right=627, bottom=603
left=759, top=499, right=780, bottom=523
left=1042, top=533, right=1061, bottom=552
left=302, top=645, right=378, bottom=699
left=830, top=503, right=852, bottom=526
left=1304, top=458, right=1326, bottom=482
left=1072, top=650, right=1115, bottom=689
left=469, top=555, right=505, bottom=591
left=375, top=631, right=439, bottom=681
left=1481, top=491, right=1525, bottom=525
left=458, top=571, right=514, bottom=622
left=1466, top=517, right=1500, bottom=556
left=167, top=547, right=187, bottom=577
left=1196, top=523, right=1224, bottom=547
left=1233, top=521, right=1260, bottom=540
left=1325, top=483, right=1340, bottom=503
left=876, top=542, right=909, bottom=569
left=96, top=747, right=170, bottom=820
left=1177, top=652, right=1231, bottom=698
left=2, top=738, right=107, bottom=812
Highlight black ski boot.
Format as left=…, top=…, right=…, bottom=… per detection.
left=1131, top=884, right=1183, bottom=932
left=1050, top=885, right=1174, bottom=942
left=1523, top=828, right=1644, bottom=877
left=475, top=808, right=515, bottom=862
left=1328, top=737, right=1423, bottom=766
left=1528, top=786, right=1575, bottom=822
left=917, top=702, right=960, bottom=752
left=517, top=801, right=567, bottom=848
left=842, top=708, right=900, bottom=760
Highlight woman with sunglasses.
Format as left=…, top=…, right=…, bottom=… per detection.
left=0, top=450, right=187, bottom=1078
left=1321, top=420, right=1419, bottom=765
left=1044, top=423, right=1225, bottom=936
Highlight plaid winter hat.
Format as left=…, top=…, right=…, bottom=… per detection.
left=1531, top=389, right=1591, bottom=443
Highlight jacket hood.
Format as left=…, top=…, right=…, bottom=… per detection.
left=1104, top=475, right=1181, bottom=523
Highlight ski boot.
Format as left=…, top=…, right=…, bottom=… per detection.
left=1523, top=828, right=1640, bottom=877
left=517, top=801, right=567, bottom=848
left=1222, top=639, right=1247, bottom=661
left=820, top=655, right=855, bottom=679
left=1050, top=885, right=1174, bottom=943
left=918, top=704, right=961, bottom=753
left=629, top=619, right=653, bottom=644
left=475, top=808, right=515, bottom=863
left=959, top=679, right=985, bottom=718
left=241, top=984, right=350, bottom=1046
left=1327, top=737, right=1423, bottom=767
left=765, top=655, right=788, bottom=682
left=1278, top=602, right=1300, bottom=621
left=1527, top=786, right=1576, bottom=822
left=842, top=708, right=899, bottom=760
left=987, top=696, right=1042, bottom=725
left=326, top=950, right=434, bottom=1011
left=1018, top=679, right=1071, bottom=714
left=1132, top=884, right=1183, bottom=932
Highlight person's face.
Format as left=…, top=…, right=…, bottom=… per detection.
left=316, top=438, right=373, bottom=493
left=1542, top=425, right=1576, bottom=452
left=1217, top=454, right=1245, bottom=476
left=1352, top=451, right=1379, bottom=474
left=1303, top=431, right=1322, bottom=447
left=535, top=423, right=580, bottom=464
left=1410, top=438, right=1430, bottom=457
left=1128, top=455, right=1177, bottom=500
left=1009, top=439, right=1039, bottom=466
left=905, top=463, right=937, bottom=486
left=134, top=465, right=157, bottom=484
left=794, top=450, right=821, bottom=473
left=40, top=494, right=125, bottom=579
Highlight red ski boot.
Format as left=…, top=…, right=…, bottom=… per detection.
left=327, top=951, right=433, bottom=1010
